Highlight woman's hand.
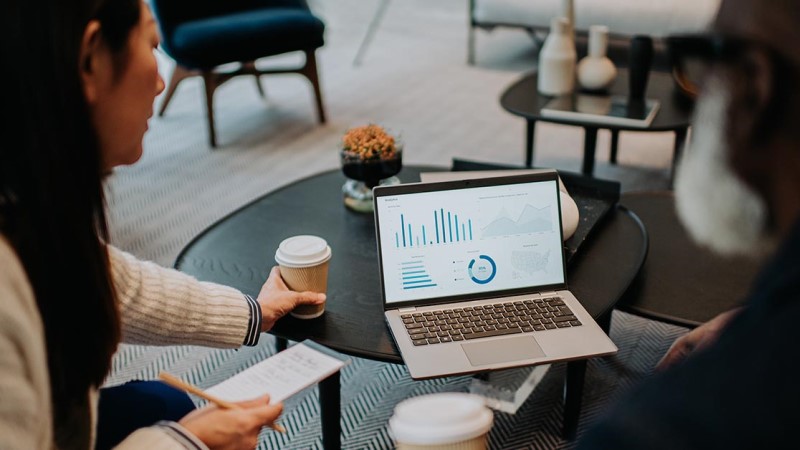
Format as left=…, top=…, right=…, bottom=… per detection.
left=257, top=266, right=325, bottom=331
left=179, top=395, right=282, bottom=450
left=655, top=307, right=742, bottom=371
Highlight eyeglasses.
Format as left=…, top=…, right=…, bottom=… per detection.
left=666, top=34, right=745, bottom=98
left=666, top=33, right=791, bottom=98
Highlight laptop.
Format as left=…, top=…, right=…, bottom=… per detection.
left=373, top=170, right=617, bottom=379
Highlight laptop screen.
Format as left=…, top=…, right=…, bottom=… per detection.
left=375, top=176, right=566, bottom=306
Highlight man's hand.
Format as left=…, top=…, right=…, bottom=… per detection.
left=257, top=266, right=325, bottom=331
left=179, top=395, right=282, bottom=450
left=656, top=307, right=742, bottom=371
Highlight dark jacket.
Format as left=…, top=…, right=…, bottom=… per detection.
left=578, top=218, right=800, bottom=449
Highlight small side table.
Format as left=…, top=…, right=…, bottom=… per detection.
left=500, top=69, right=692, bottom=178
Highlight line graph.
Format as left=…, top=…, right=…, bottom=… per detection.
left=481, top=204, right=553, bottom=238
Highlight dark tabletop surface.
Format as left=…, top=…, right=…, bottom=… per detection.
left=616, top=192, right=764, bottom=328
left=500, top=69, right=693, bottom=132
left=175, top=166, right=647, bottom=363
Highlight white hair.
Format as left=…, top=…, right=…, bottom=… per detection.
left=674, top=75, right=775, bottom=256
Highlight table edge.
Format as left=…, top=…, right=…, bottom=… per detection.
left=499, top=70, right=692, bottom=131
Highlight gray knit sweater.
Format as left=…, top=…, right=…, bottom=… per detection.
left=0, top=238, right=261, bottom=449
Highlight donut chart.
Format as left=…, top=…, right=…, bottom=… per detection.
left=468, top=255, right=497, bottom=284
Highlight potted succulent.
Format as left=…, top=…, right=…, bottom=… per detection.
left=340, top=124, right=403, bottom=212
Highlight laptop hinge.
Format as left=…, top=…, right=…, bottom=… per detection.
left=398, top=307, right=417, bottom=312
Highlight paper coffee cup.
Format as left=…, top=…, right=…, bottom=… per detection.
left=274, top=235, right=332, bottom=319
left=389, top=393, right=493, bottom=450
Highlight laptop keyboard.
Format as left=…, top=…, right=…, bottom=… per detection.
left=402, top=297, right=582, bottom=346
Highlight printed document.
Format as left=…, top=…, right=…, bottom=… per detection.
left=206, top=341, right=347, bottom=403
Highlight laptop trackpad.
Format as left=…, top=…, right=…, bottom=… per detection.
left=462, top=336, right=546, bottom=366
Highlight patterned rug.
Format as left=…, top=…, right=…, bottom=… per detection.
left=106, top=311, right=686, bottom=449
left=105, top=0, right=689, bottom=448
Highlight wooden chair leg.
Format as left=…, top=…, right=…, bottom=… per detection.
left=201, top=71, right=220, bottom=147
left=243, top=61, right=266, bottom=98
left=254, top=75, right=265, bottom=98
left=303, top=50, right=327, bottom=124
left=158, top=64, right=196, bottom=117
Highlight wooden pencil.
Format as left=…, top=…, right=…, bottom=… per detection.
left=158, top=372, right=286, bottom=433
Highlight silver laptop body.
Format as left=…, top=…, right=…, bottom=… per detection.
left=373, top=171, right=617, bottom=380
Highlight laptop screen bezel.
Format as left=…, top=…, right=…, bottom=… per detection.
left=373, top=171, right=568, bottom=311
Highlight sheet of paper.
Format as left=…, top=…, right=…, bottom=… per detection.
left=206, top=342, right=345, bottom=403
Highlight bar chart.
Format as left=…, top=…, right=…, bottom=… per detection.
left=394, top=209, right=474, bottom=248
left=400, top=261, right=437, bottom=290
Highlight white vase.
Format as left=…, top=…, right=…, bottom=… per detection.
left=577, top=25, right=617, bottom=91
left=538, top=17, right=577, bottom=96
left=562, top=0, right=575, bottom=41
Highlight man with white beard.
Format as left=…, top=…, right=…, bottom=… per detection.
left=578, top=0, right=800, bottom=448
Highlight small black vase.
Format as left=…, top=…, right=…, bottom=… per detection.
left=628, top=36, right=654, bottom=100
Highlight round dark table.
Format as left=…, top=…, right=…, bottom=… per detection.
left=500, top=69, right=693, bottom=177
left=176, top=166, right=646, bottom=359
left=174, top=166, right=648, bottom=445
left=617, top=192, right=763, bottom=328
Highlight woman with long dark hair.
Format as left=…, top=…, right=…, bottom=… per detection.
left=0, top=0, right=324, bottom=448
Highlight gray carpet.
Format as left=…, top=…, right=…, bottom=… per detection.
left=105, top=0, right=689, bottom=448
left=106, top=312, right=687, bottom=449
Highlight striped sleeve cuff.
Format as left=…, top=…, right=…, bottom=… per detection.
left=243, top=294, right=262, bottom=346
left=155, top=421, right=208, bottom=450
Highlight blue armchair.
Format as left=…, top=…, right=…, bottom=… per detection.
left=151, top=0, right=326, bottom=147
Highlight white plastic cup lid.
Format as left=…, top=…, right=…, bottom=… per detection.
left=389, top=393, right=493, bottom=445
left=274, top=235, right=332, bottom=268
